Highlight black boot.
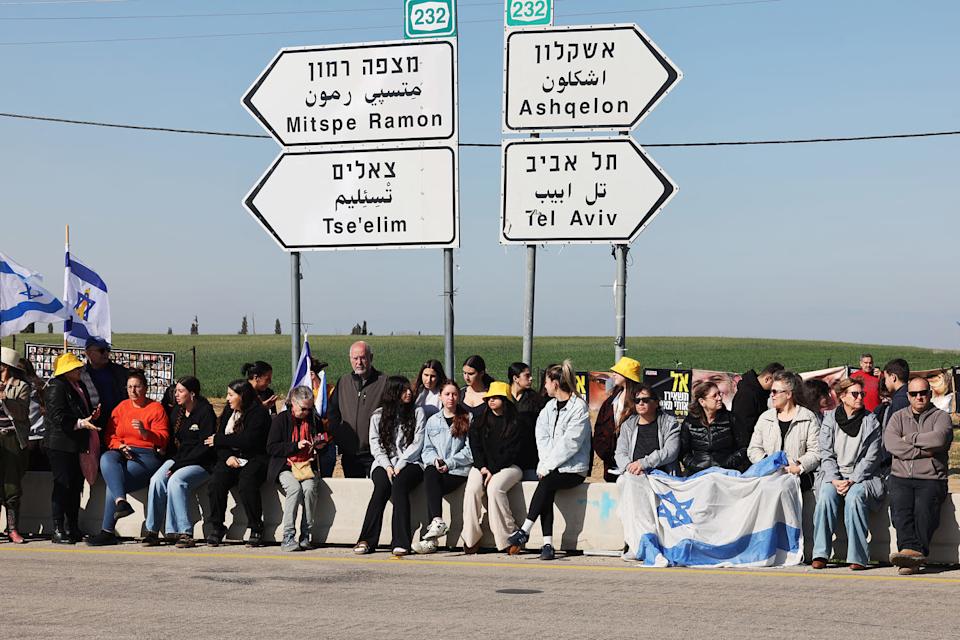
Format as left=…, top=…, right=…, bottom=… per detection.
left=66, top=517, right=84, bottom=544
left=246, top=527, right=264, bottom=548
left=6, top=508, right=25, bottom=544
left=52, top=520, right=74, bottom=545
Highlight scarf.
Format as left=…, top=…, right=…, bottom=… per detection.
left=288, top=417, right=312, bottom=463
left=834, top=406, right=865, bottom=438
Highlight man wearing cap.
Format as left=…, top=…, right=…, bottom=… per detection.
left=80, top=338, right=128, bottom=431
left=593, top=357, right=642, bottom=482
left=1, top=347, right=32, bottom=543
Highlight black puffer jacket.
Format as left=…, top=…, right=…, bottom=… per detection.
left=731, top=370, right=768, bottom=446
left=679, top=408, right=747, bottom=475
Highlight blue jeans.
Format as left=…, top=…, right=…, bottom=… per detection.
left=812, top=481, right=871, bottom=565
left=145, top=459, right=210, bottom=535
left=100, top=447, right=163, bottom=532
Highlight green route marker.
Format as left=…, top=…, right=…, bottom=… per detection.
left=505, top=0, right=553, bottom=28
left=405, top=0, right=457, bottom=39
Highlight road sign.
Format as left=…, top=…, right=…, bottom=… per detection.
left=502, top=24, right=680, bottom=133
left=244, top=38, right=457, bottom=147
left=500, top=138, right=676, bottom=244
left=244, top=146, right=459, bottom=251
left=405, top=0, right=457, bottom=39
left=505, top=0, right=552, bottom=28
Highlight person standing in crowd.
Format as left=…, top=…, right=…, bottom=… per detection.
left=308, top=357, right=336, bottom=478
left=614, top=384, right=680, bottom=476
left=353, top=376, right=425, bottom=556
left=413, top=359, right=446, bottom=420
left=747, top=371, right=820, bottom=486
left=462, top=382, right=523, bottom=554
left=884, top=377, right=953, bottom=575
left=328, top=341, right=387, bottom=478
left=850, top=353, right=880, bottom=412
left=412, top=379, right=473, bottom=555
left=143, top=376, right=217, bottom=549
left=593, top=357, right=643, bottom=482
left=1, top=347, right=31, bottom=543
left=800, top=378, right=832, bottom=420
left=731, top=362, right=784, bottom=446
left=679, top=381, right=745, bottom=475
left=267, top=387, right=327, bottom=552
left=19, top=358, right=46, bottom=442
left=80, top=337, right=128, bottom=431
left=243, top=361, right=278, bottom=415
left=509, top=362, right=544, bottom=480
left=204, top=380, right=272, bottom=547
left=507, top=361, right=590, bottom=561
left=878, top=358, right=911, bottom=423
left=87, top=370, right=169, bottom=546
left=460, top=355, right=493, bottom=419
left=44, top=354, right=100, bottom=544
left=812, top=378, right=886, bottom=570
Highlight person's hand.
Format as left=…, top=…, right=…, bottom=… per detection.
left=386, top=466, right=396, bottom=481
left=131, top=419, right=145, bottom=433
left=204, top=435, right=215, bottom=447
left=79, top=418, right=101, bottom=431
left=435, top=459, right=448, bottom=473
left=91, top=404, right=101, bottom=421
left=626, top=461, right=644, bottom=475
left=226, top=456, right=241, bottom=469
left=262, top=395, right=279, bottom=410
left=785, top=462, right=803, bottom=475
left=166, top=469, right=173, bottom=478
left=297, top=439, right=312, bottom=451
left=480, top=467, right=492, bottom=487
left=119, top=445, right=133, bottom=460
left=0, top=389, right=6, bottom=401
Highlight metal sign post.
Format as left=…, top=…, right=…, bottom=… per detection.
left=291, top=252, right=301, bottom=374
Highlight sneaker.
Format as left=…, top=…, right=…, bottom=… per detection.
left=506, top=529, right=529, bottom=555
left=898, top=566, right=918, bottom=576
left=299, top=537, right=319, bottom=551
left=246, top=530, right=264, bottom=548
left=142, top=531, right=161, bottom=547
left=539, top=544, right=556, bottom=561
left=175, top=534, right=196, bottom=549
left=113, top=499, right=135, bottom=521
left=422, top=518, right=449, bottom=541
left=86, top=530, right=119, bottom=546
left=890, top=549, right=925, bottom=568
left=412, top=539, right=438, bottom=555
left=281, top=534, right=301, bottom=552
left=391, top=547, right=409, bottom=556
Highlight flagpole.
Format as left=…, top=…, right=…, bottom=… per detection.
left=63, top=224, right=69, bottom=352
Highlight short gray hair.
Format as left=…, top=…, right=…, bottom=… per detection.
left=289, top=386, right=315, bottom=406
left=772, top=370, right=801, bottom=393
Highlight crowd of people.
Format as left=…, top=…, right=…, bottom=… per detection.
left=0, top=340, right=954, bottom=574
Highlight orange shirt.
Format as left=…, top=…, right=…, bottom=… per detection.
left=107, top=399, right=169, bottom=451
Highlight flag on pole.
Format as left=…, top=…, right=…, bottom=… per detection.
left=290, top=335, right=327, bottom=417
left=63, top=249, right=111, bottom=346
left=0, top=251, right=66, bottom=338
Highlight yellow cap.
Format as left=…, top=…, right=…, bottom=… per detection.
left=483, top=381, right=514, bottom=402
left=53, top=353, right=85, bottom=378
left=610, top=356, right=642, bottom=383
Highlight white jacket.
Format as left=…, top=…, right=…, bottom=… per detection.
left=747, top=405, right=821, bottom=473
left=535, top=395, right=591, bottom=477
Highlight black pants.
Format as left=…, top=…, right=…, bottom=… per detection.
left=206, top=457, right=268, bottom=535
left=888, top=475, right=947, bottom=556
left=527, top=471, right=584, bottom=536
left=423, top=465, right=467, bottom=521
left=358, top=465, right=423, bottom=549
left=47, top=449, right=83, bottom=527
left=341, top=451, right=375, bottom=479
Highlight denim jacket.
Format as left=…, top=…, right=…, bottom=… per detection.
left=419, top=410, right=473, bottom=477
left=535, top=395, right=591, bottom=476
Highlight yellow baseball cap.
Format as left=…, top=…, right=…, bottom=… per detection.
left=610, top=357, right=642, bottom=383
left=483, top=381, right=514, bottom=402
left=53, top=353, right=85, bottom=377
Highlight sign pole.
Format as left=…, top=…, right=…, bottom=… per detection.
left=443, top=248, right=455, bottom=379
left=290, top=251, right=302, bottom=376
left=614, top=244, right=628, bottom=361
left=522, top=244, right=536, bottom=367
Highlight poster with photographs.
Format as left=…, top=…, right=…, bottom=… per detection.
left=24, top=343, right=175, bottom=401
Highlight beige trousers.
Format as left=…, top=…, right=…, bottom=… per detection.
left=461, top=465, right=523, bottom=550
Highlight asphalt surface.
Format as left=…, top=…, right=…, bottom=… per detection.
left=2, top=541, right=959, bottom=640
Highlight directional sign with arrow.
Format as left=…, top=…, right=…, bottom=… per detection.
left=503, top=24, right=680, bottom=133
left=500, top=137, right=676, bottom=244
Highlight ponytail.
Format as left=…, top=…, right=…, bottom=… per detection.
left=545, top=359, right=581, bottom=398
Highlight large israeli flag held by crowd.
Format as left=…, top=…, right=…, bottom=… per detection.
left=0, top=252, right=66, bottom=337
left=63, top=250, right=111, bottom=346
left=618, top=453, right=803, bottom=567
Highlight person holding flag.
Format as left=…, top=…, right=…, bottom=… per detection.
left=1, top=251, right=66, bottom=338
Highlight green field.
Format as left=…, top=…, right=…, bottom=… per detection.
left=3, top=333, right=957, bottom=397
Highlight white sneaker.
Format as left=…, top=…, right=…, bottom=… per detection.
left=423, top=518, right=449, bottom=541
left=391, top=547, right=409, bottom=556
left=412, top=539, right=437, bottom=555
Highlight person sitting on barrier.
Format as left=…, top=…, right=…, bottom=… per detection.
left=414, top=359, right=446, bottom=420
left=510, top=362, right=545, bottom=481
left=308, top=357, right=336, bottom=478
left=811, top=378, right=886, bottom=571
left=614, top=384, right=680, bottom=477
left=506, top=361, right=591, bottom=561
left=243, top=361, right=278, bottom=416
left=143, top=376, right=217, bottom=549
left=800, top=378, right=832, bottom=420
left=679, top=381, right=745, bottom=475
left=593, top=357, right=643, bottom=482
left=87, top=370, right=169, bottom=546
left=884, top=377, right=953, bottom=575
left=203, top=379, right=272, bottom=547
left=412, top=379, right=473, bottom=555
left=1, top=347, right=32, bottom=544
left=748, top=371, right=821, bottom=489
left=460, top=355, right=493, bottom=419
left=461, top=381, right=524, bottom=554
left=268, top=386, right=328, bottom=552
left=353, top=376, right=425, bottom=556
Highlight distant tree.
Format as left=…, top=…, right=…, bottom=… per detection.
left=239, top=316, right=248, bottom=335
left=274, top=319, right=282, bottom=335
left=21, top=323, right=34, bottom=334
left=351, top=323, right=361, bottom=336
left=190, top=315, right=199, bottom=336
left=361, top=320, right=368, bottom=336
left=48, top=323, right=54, bottom=334
left=167, top=327, right=173, bottom=335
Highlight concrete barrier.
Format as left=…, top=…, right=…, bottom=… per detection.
left=4, top=471, right=960, bottom=563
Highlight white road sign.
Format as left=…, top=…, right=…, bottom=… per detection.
left=503, top=24, right=680, bottom=133
left=244, top=38, right=457, bottom=147
left=500, top=138, right=676, bottom=244
left=244, top=146, right=459, bottom=251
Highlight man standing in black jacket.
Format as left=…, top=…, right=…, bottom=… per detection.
left=79, top=337, right=128, bottom=430
left=327, top=341, right=388, bottom=478
left=731, top=362, right=784, bottom=447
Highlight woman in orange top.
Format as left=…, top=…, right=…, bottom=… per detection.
left=87, top=369, right=169, bottom=546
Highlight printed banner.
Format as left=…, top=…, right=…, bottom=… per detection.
left=912, top=367, right=956, bottom=414
left=643, top=368, right=692, bottom=417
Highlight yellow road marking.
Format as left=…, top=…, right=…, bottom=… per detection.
left=3, top=545, right=959, bottom=584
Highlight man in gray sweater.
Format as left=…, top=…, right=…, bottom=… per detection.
left=883, top=377, right=954, bottom=575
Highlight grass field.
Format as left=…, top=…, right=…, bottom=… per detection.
left=3, top=333, right=957, bottom=397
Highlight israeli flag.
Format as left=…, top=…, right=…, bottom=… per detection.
left=0, top=252, right=66, bottom=337
left=291, top=335, right=326, bottom=417
left=618, top=453, right=803, bottom=567
left=63, top=250, right=111, bottom=346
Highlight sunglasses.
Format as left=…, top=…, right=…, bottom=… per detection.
left=635, top=397, right=657, bottom=404
left=770, top=389, right=790, bottom=396
left=848, top=391, right=865, bottom=398
left=908, top=390, right=931, bottom=398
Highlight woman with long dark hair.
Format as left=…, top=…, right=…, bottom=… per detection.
left=460, top=355, right=493, bottom=419
left=413, top=359, right=446, bottom=419
left=679, top=381, right=745, bottom=475
left=508, top=362, right=544, bottom=480
left=353, top=375, right=425, bottom=556
left=243, top=361, right=278, bottom=415
left=204, top=379, right=272, bottom=547
left=593, top=357, right=643, bottom=482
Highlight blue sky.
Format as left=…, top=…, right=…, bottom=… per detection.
left=1, top=0, right=958, bottom=348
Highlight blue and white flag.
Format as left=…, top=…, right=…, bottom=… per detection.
left=63, top=250, right=111, bottom=346
left=290, top=335, right=327, bottom=417
left=0, top=251, right=66, bottom=338
left=618, top=453, right=803, bottom=568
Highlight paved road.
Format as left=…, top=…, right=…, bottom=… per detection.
left=3, top=542, right=958, bottom=640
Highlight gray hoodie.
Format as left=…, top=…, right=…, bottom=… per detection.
left=883, top=404, right=953, bottom=481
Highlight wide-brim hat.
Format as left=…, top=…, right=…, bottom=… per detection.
left=0, top=346, right=22, bottom=371
left=483, top=381, right=514, bottom=402
left=610, top=357, right=642, bottom=383
left=53, top=353, right=85, bottom=377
